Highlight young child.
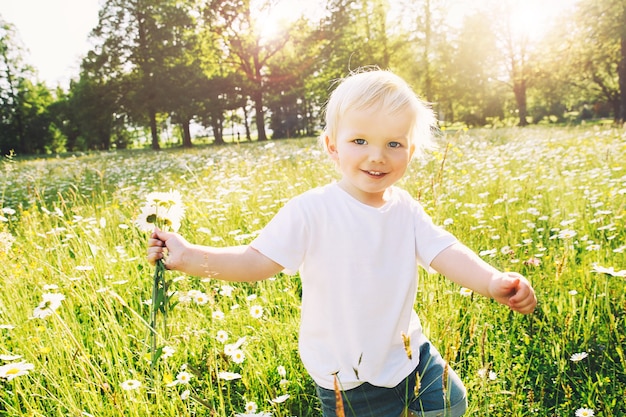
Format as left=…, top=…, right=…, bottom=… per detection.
left=146, top=68, right=537, bottom=417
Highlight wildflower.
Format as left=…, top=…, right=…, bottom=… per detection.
left=120, top=379, right=142, bottom=391
left=443, top=218, right=454, bottom=226
left=218, top=371, right=242, bottom=381
left=569, top=290, right=578, bottom=296
left=250, top=305, right=264, bottom=319
left=591, top=263, right=626, bottom=277
left=32, top=293, right=65, bottom=319
left=212, top=310, right=225, bottom=320
left=570, top=352, right=588, bottom=362
left=134, top=190, right=185, bottom=233
left=477, top=368, right=496, bottom=380
left=135, top=191, right=186, bottom=369
left=163, top=373, right=174, bottom=386
left=216, top=330, right=229, bottom=343
left=181, top=389, right=190, bottom=400
left=277, top=365, right=287, bottom=378
left=192, top=291, right=210, bottom=305
left=219, top=285, right=235, bottom=297
left=479, top=248, right=497, bottom=257
left=174, top=371, right=193, bottom=384
left=0, top=231, right=15, bottom=253
left=225, top=337, right=247, bottom=357
left=575, top=408, right=594, bottom=417
left=271, top=394, right=290, bottom=404
left=245, top=401, right=258, bottom=413
left=459, top=287, right=473, bottom=297
left=523, top=257, right=541, bottom=267
left=236, top=413, right=272, bottom=417
left=161, top=346, right=175, bottom=360
left=230, top=349, right=245, bottom=364
left=0, top=361, right=34, bottom=380
left=42, top=284, right=59, bottom=291
left=75, top=265, right=94, bottom=271
left=556, top=229, right=577, bottom=239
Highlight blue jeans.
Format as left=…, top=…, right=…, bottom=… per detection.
left=315, top=335, right=467, bottom=417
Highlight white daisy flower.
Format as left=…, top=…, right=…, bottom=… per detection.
left=570, top=352, right=589, bottom=362
left=0, top=361, right=34, bottom=380
left=32, top=293, right=65, bottom=319
left=120, top=379, right=141, bottom=391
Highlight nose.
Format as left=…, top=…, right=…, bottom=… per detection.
left=368, top=146, right=386, bottom=163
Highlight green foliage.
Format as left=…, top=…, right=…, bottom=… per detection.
left=1, top=0, right=626, bottom=151
left=0, top=126, right=624, bottom=416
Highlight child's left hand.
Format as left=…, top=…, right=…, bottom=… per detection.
left=489, top=272, right=537, bottom=314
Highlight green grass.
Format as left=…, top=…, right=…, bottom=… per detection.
left=0, top=126, right=624, bottom=416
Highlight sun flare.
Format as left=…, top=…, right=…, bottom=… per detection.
left=252, top=1, right=296, bottom=42
left=505, top=0, right=577, bottom=41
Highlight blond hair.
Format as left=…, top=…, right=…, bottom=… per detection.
left=321, top=68, right=436, bottom=158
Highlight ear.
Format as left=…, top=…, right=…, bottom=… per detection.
left=325, top=135, right=339, bottom=161
left=408, top=143, right=416, bottom=160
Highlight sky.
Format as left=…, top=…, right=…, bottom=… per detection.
left=0, top=0, right=100, bottom=88
left=0, top=0, right=578, bottom=89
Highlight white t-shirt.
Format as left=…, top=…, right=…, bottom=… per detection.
left=250, top=183, right=457, bottom=390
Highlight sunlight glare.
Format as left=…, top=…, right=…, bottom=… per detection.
left=253, top=1, right=297, bottom=42
left=506, top=0, right=577, bottom=41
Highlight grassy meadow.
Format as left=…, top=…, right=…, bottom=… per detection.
left=0, top=126, right=624, bottom=416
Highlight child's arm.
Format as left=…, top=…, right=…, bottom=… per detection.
left=146, top=229, right=283, bottom=282
left=430, top=242, right=537, bottom=314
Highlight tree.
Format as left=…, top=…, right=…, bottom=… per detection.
left=573, top=0, right=626, bottom=123
left=89, top=0, right=197, bottom=150
left=196, top=72, right=247, bottom=144
left=449, top=11, right=504, bottom=126
left=265, top=17, right=325, bottom=139
left=0, top=19, right=54, bottom=154
left=0, top=20, right=27, bottom=154
left=488, top=1, right=535, bottom=126
left=389, top=0, right=456, bottom=122
left=204, top=0, right=297, bottom=141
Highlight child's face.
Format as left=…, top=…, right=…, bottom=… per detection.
left=325, top=106, right=415, bottom=207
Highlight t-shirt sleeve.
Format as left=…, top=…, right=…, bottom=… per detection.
left=250, top=198, right=307, bottom=275
left=413, top=203, right=458, bottom=272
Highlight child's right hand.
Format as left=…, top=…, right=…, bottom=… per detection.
left=146, top=228, right=189, bottom=270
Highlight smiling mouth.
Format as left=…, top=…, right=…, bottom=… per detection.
left=364, top=170, right=386, bottom=177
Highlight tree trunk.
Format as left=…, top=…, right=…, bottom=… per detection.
left=618, top=35, right=626, bottom=123
left=181, top=119, right=192, bottom=148
left=149, top=109, right=160, bottom=150
left=514, top=80, right=528, bottom=126
left=212, top=117, right=224, bottom=145
left=243, top=105, right=251, bottom=141
left=252, top=88, right=267, bottom=141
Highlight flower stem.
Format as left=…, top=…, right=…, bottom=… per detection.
left=150, top=259, right=166, bottom=368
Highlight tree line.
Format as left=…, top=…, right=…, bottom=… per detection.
left=1, top=0, right=625, bottom=155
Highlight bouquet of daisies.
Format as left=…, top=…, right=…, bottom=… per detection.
left=135, top=190, right=185, bottom=367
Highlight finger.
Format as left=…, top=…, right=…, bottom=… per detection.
left=510, top=294, right=537, bottom=314
left=146, top=252, right=162, bottom=265
left=148, top=238, right=164, bottom=247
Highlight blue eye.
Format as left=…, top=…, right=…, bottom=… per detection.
left=388, top=141, right=402, bottom=148
left=353, top=139, right=367, bottom=145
